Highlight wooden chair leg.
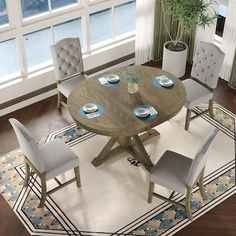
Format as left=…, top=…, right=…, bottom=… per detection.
left=57, top=90, right=62, bottom=110
left=185, top=187, right=193, bottom=220
left=74, top=166, right=81, bottom=188
left=23, top=162, right=30, bottom=188
left=148, top=182, right=154, bottom=203
left=185, top=108, right=191, bottom=131
left=209, top=99, right=214, bottom=118
left=39, top=175, right=47, bottom=208
left=199, top=172, right=206, bottom=200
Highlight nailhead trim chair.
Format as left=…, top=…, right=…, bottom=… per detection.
left=182, top=41, right=225, bottom=130
left=148, top=128, right=219, bottom=220
left=9, top=118, right=81, bottom=208
left=51, top=37, right=87, bottom=109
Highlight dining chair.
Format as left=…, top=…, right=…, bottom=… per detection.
left=148, top=128, right=219, bottom=220
left=182, top=41, right=225, bottom=130
left=51, top=37, right=87, bottom=109
left=9, top=118, right=81, bottom=208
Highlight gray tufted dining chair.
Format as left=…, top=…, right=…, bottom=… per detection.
left=182, top=41, right=225, bottom=130
left=9, top=118, right=81, bottom=208
left=148, top=128, right=219, bottom=220
left=51, top=37, right=88, bottom=109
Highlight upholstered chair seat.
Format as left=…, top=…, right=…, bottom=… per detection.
left=39, top=139, right=80, bottom=180
left=150, top=151, right=192, bottom=195
left=184, top=79, right=213, bottom=109
left=182, top=41, right=225, bottom=130
left=148, top=128, right=219, bottom=220
left=51, top=37, right=87, bottom=109
left=58, top=74, right=87, bottom=98
left=9, top=118, right=81, bottom=208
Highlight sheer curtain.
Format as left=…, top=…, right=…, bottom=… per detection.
left=220, top=0, right=236, bottom=81
left=135, top=0, right=155, bottom=65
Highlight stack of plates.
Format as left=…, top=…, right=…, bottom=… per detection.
left=134, top=107, right=150, bottom=118
left=158, top=75, right=173, bottom=87
left=106, top=74, right=120, bottom=83
left=83, top=103, right=98, bottom=113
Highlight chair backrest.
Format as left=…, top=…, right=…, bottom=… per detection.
left=191, top=41, right=225, bottom=89
left=187, top=128, right=219, bottom=187
left=9, top=118, right=45, bottom=173
left=51, top=37, right=84, bottom=82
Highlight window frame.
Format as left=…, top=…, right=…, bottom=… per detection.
left=214, top=0, right=228, bottom=44
left=0, top=0, right=136, bottom=86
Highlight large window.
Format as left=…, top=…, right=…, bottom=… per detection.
left=90, top=9, right=113, bottom=45
left=0, top=39, right=20, bottom=78
left=20, top=0, right=79, bottom=18
left=215, top=2, right=228, bottom=38
left=0, top=0, right=136, bottom=84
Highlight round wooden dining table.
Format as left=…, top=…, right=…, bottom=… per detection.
left=67, top=65, right=186, bottom=171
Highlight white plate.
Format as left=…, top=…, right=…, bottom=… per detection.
left=106, top=74, right=120, bottom=83
left=83, top=103, right=98, bottom=113
left=159, top=79, right=173, bottom=87
left=135, top=107, right=150, bottom=117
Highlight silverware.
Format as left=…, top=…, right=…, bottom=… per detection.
left=148, top=107, right=158, bottom=116
left=99, top=77, right=108, bottom=85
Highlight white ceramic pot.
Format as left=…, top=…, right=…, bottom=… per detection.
left=162, top=41, right=188, bottom=78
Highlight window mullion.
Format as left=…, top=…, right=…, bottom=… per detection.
left=82, top=0, right=90, bottom=52
left=112, top=6, right=115, bottom=39
left=48, top=0, right=52, bottom=12
left=7, top=0, right=28, bottom=77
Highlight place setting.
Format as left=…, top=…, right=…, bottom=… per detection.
left=133, top=104, right=158, bottom=121
left=153, top=74, right=175, bottom=88
left=79, top=103, right=104, bottom=119
left=98, top=74, right=120, bottom=87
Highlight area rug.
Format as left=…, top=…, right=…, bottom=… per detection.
left=0, top=104, right=235, bottom=236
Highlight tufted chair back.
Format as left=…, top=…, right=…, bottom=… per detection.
left=9, top=118, right=45, bottom=173
left=51, top=38, right=84, bottom=81
left=186, top=128, right=219, bottom=187
left=191, top=42, right=225, bottom=89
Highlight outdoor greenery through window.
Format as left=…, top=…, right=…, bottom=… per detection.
left=0, top=0, right=136, bottom=84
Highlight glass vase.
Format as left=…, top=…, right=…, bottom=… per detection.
left=128, top=82, right=139, bottom=94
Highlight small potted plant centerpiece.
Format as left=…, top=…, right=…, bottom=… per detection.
left=125, top=66, right=144, bottom=94
left=160, top=0, right=217, bottom=78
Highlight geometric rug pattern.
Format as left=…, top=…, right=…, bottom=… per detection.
left=0, top=103, right=235, bottom=236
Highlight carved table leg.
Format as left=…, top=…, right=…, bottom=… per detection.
left=132, top=135, right=154, bottom=172
left=92, top=137, right=119, bottom=166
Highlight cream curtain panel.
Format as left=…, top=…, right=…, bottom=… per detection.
left=135, top=0, right=155, bottom=65
left=220, top=0, right=236, bottom=81
left=152, top=1, right=196, bottom=63
left=228, top=50, right=236, bottom=90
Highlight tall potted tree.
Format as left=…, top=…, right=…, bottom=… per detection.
left=161, top=0, right=217, bottom=78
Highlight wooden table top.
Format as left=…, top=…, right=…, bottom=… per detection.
left=68, top=65, right=186, bottom=137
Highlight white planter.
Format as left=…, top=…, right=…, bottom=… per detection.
left=162, top=41, right=188, bottom=78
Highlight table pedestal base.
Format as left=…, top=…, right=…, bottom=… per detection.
left=91, top=129, right=159, bottom=171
